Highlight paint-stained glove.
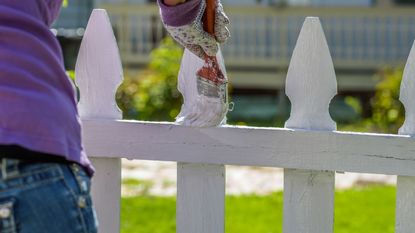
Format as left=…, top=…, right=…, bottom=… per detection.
left=159, top=0, right=230, bottom=59
left=175, top=48, right=228, bottom=127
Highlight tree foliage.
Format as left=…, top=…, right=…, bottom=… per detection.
left=116, top=38, right=183, bottom=121
left=369, top=67, right=405, bottom=133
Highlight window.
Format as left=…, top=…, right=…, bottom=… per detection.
left=394, top=0, right=415, bottom=4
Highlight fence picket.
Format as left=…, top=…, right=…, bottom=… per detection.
left=396, top=40, right=415, bottom=233
left=398, top=41, right=415, bottom=136
left=396, top=176, right=415, bottom=233
left=284, top=169, right=335, bottom=233
left=177, top=163, right=225, bottom=233
left=75, top=9, right=123, bottom=233
left=283, top=17, right=336, bottom=233
left=175, top=45, right=227, bottom=232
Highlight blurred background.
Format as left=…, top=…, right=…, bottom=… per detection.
left=56, top=0, right=414, bottom=232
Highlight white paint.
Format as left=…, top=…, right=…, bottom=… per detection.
left=82, top=120, right=415, bottom=176
left=284, top=168, right=335, bottom=233
left=396, top=40, right=415, bottom=233
left=89, top=158, right=121, bottom=233
left=284, top=17, right=336, bottom=233
left=75, top=9, right=123, bottom=120
left=177, top=163, right=225, bottom=233
left=399, top=41, right=415, bottom=136
left=396, top=176, right=415, bottom=233
left=285, top=17, right=337, bottom=131
left=75, top=9, right=123, bottom=233
left=175, top=48, right=227, bottom=231
left=176, top=49, right=228, bottom=127
left=283, top=169, right=334, bottom=233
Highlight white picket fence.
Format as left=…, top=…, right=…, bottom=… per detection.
left=76, top=9, right=415, bottom=233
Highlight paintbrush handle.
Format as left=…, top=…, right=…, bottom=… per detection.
left=203, top=0, right=216, bottom=37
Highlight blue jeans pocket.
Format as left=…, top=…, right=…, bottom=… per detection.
left=0, top=199, right=16, bottom=233
left=0, top=162, right=98, bottom=233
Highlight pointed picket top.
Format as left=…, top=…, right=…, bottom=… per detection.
left=75, top=9, right=123, bottom=120
left=399, top=41, right=415, bottom=136
left=285, top=17, right=337, bottom=131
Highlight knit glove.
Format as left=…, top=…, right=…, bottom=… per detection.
left=162, top=0, right=230, bottom=59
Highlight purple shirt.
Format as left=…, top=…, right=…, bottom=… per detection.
left=0, top=0, right=94, bottom=175
left=158, top=0, right=202, bottom=26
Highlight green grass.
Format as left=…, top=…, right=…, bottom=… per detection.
left=334, top=186, right=396, bottom=233
left=121, top=185, right=396, bottom=233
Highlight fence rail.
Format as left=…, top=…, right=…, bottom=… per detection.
left=77, top=9, right=415, bottom=233
left=100, top=4, right=415, bottom=69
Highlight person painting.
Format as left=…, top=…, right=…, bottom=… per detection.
left=0, top=1, right=96, bottom=232
left=0, top=0, right=229, bottom=232
left=158, top=0, right=231, bottom=127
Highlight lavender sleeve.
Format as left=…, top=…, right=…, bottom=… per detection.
left=0, top=1, right=94, bottom=175
left=157, top=0, right=202, bottom=27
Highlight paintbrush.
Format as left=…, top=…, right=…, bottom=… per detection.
left=175, top=0, right=228, bottom=127
left=196, top=0, right=227, bottom=106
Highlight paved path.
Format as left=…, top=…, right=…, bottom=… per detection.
left=121, top=159, right=396, bottom=197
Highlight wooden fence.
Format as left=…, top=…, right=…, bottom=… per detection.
left=76, top=9, right=415, bottom=233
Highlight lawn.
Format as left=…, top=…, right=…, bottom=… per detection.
left=121, top=185, right=396, bottom=233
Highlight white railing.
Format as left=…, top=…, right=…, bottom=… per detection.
left=76, top=9, right=415, bottom=233
left=100, top=4, right=415, bottom=69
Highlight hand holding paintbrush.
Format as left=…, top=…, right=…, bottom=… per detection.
left=159, top=0, right=230, bottom=127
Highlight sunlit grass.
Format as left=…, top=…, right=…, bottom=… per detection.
left=121, top=185, right=395, bottom=233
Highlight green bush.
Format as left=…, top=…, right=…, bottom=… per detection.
left=369, top=68, right=405, bottom=133
left=117, top=38, right=183, bottom=121
left=339, top=67, right=405, bottom=134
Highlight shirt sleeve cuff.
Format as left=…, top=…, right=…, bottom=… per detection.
left=158, top=0, right=202, bottom=27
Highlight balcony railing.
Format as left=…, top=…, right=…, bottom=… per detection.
left=79, top=9, right=415, bottom=233
left=99, top=4, right=415, bottom=69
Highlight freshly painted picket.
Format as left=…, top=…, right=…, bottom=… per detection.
left=396, top=41, right=415, bottom=233
left=76, top=9, right=123, bottom=233
left=76, top=9, right=415, bottom=233
left=177, top=163, right=225, bottom=233
left=283, top=17, right=336, bottom=233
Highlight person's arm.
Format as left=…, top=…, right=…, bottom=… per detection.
left=158, top=0, right=230, bottom=59
left=164, top=0, right=186, bottom=6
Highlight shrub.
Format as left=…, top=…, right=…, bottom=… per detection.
left=370, top=68, right=404, bottom=133
left=116, top=38, right=183, bottom=121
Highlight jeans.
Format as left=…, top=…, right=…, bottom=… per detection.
left=0, top=159, right=98, bottom=233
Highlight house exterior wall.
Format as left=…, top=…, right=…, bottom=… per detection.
left=222, top=0, right=373, bottom=6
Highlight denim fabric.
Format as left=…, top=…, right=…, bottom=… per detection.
left=0, top=159, right=98, bottom=233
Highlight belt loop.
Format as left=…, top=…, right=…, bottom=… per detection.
left=1, top=159, right=20, bottom=180
left=0, top=158, right=4, bottom=179
left=70, top=164, right=89, bottom=194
